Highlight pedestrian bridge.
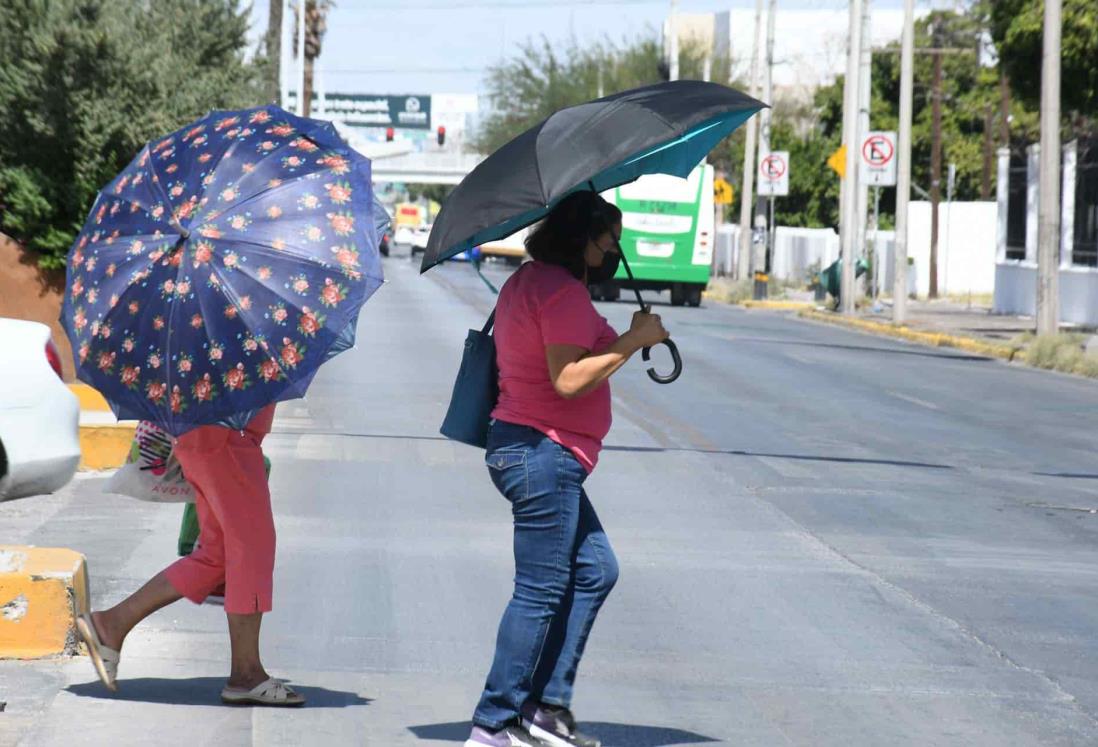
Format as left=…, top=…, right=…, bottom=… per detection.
left=369, top=152, right=483, bottom=185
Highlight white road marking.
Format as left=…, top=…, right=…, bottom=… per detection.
left=888, top=390, right=940, bottom=410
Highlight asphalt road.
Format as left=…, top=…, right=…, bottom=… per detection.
left=3, top=247, right=1097, bottom=746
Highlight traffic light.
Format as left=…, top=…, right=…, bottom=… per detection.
left=437, top=126, right=446, bottom=146
left=385, top=127, right=394, bottom=142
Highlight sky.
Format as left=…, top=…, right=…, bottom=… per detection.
left=250, top=1, right=950, bottom=98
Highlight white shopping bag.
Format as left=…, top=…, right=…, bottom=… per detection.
left=103, top=421, right=193, bottom=503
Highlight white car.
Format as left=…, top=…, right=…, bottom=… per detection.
left=0, top=318, right=81, bottom=501
left=393, top=225, right=416, bottom=246
left=410, top=224, right=432, bottom=256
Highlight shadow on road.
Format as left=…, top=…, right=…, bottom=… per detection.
left=66, top=677, right=372, bottom=708
left=408, top=721, right=718, bottom=745
left=1032, top=472, right=1098, bottom=480
left=266, top=430, right=953, bottom=471
left=604, top=445, right=953, bottom=470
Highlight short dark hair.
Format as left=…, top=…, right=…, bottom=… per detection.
left=525, top=191, right=623, bottom=281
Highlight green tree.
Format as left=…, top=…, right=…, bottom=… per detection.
left=0, top=0, right=262, bottom=269
left=475, top=32, right=729, bottom=157
left=772, top=6, right=1041, bottom=232
left=989, top=0, right=1098, bottom=134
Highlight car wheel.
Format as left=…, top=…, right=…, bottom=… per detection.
left=670, top=283, right=687, bottom=307
left=685, top=285, right=703, bottom=307
left=0, top=438, right=7, bottom=482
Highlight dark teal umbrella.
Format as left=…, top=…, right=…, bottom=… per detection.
left=421, top=81, right=766, bottom=383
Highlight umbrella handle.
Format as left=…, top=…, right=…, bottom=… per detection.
left=642, top=338, right=682, bottom=384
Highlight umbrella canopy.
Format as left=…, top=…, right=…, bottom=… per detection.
left=61, top=105, right=384, bottom=435
left=421, top=80, right=765, bottom=271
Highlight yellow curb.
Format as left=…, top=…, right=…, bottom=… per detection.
left=78, top=423, right=136, bottom=471
left=798, top=310, right=1019, bottom=361
left=68, top=383, right=111, bottom=412
left=0, top=546, right=90, bottom=659
left=741, top=300, right=816, bottom=311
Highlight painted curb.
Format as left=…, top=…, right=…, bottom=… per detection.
left=797, top=310, right=1019, bottom=361
left=78, top=424, right=135, bottom=471
left=0, top=546, right=89, bottom=659
left=741, top=300, right=816, bottom=311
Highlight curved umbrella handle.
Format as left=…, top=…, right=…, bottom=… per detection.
left=642, top=338, right=682, bottom=384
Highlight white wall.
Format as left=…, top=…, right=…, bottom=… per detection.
left=907, top=201, right=998, bottom=297
left=770, top=227, right=841, bottom=283
left=995, top=262, right=1098, bottom=326
left=714, top=225, right=840, bottom=282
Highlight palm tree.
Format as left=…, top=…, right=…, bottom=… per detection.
left=293, top=1, right=333, bottom=117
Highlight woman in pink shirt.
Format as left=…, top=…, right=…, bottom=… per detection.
left=465, top=192, right=668, bottom=747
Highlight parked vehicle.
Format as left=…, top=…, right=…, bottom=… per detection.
left=598, top=163, right=714, bottom=307
left=379, top=231, right=391, bottom=257
left=393, top=202, right=427, bottom=230
left=0, top=318, right=81, bottom=501
left=478, top=226, right=528, bottom=266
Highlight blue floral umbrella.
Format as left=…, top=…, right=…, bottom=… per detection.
left=61, top=105, right=384, bottom=435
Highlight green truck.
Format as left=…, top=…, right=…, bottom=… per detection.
left=593, top=163, right=714, bottom=307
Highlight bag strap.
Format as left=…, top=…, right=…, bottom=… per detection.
left=482, top=309, right=496, bottom=335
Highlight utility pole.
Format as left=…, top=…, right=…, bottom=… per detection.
left=893, top=0, right=914, bottom=324
left=839, top=0, right=864, bottom=314
left=982, top=104, right=993, bottom=199
left=754, top=0, right=777, bottom=279
left=856, top=0, right=872, bottom=292
left=279, top=0, right=290, bottom=109
left=668, top=0, right=680, bottom=82
left=296, top=0, right=306, bottom=116
left=737, top=0, right=764, bottom=281
left=1036, top=0, right=1061, bottom=335
left=929, top=33, right=942, bottom=299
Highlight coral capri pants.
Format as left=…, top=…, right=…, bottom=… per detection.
left=164, top=406, right=276, bottom=615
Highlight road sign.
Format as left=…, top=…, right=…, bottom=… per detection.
left=714, top=177, right=733, bottom=205
left=757, top=151, right=789, bottom=197
left=827, top=145, right=847, bottom=178
left=860, top=131, right=898, bottom=186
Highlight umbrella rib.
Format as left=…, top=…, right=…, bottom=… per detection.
left=202, top=256, right=297, bottom=391
left=197, top=136, right=347, bottom=225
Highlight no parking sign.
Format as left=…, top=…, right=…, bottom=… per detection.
left=860, top=131, right=897, bottom=186
left=757, top=151, right=789, bottom=197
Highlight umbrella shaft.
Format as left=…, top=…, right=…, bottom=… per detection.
left=611, top=235, right=648, bottom=312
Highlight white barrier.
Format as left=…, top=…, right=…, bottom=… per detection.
left=995, top=262, right=1098, bottom=326
left=714, top=224, right=840, bottom=282
left=715, top=203, right=997, bottom=300
left=770, top=227, right=840, bottom=283
left=907, top=201, right=998, bottom=297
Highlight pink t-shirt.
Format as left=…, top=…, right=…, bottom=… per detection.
left=491, top=261, right=619, bottom=472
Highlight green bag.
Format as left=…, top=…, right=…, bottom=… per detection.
left=177, top=455, right=272, bottom=557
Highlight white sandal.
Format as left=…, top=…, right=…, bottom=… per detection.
left=76, top=613, right=120, bottom=692
left=221, top=677, right=305, bottom=707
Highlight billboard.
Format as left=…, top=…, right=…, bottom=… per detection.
left=286, top=93, right=433, bottom=129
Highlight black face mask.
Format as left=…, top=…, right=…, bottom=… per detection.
left=587, top=245, right=621, bottom=284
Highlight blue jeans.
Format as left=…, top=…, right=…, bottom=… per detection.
left=473, top=421, right=620, bottom=730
